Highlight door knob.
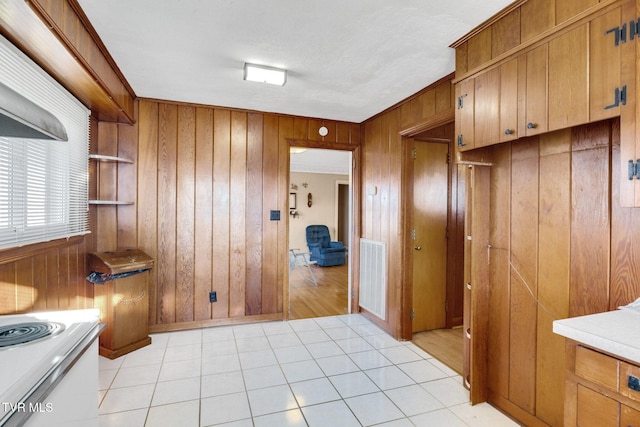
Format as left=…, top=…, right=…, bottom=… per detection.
left=414, top=246, right=422, bottom=250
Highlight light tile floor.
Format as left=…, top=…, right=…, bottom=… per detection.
left=98, top=314, right=520, bottom=427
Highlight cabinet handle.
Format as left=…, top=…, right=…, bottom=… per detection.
left=466, top=283, right=471, bottom=290
left=465, top=328, right=471, bottom=339
left=527, top=122, right=537, bottom=129
left=504, top=129, right=514, bottom=135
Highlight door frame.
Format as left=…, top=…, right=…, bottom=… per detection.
left=398, top=120, right=463, bottom=340
left=285, top=138, right=362, bottom=319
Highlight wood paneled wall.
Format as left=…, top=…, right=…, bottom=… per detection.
left=453, top=0, right=602, bottom=78
left=361, top=77, right=456, bottom=338
left=483, top=118, right=640, bottom=426
left=96, top=99, right=361, bottom=331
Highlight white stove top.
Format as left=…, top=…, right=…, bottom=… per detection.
left=0, top=309, right=100, bottom=419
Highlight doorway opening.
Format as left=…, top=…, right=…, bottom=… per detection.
left=404, top=122, right=465, bottom=375
left=288, top=147, right=353, bottom=320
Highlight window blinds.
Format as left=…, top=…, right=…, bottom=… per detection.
left=0, top=35, right=89, bottom=249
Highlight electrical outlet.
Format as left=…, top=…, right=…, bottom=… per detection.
left=209, top=291, right=217, bottom=303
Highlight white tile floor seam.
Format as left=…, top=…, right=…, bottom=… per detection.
left=98, top=314, right=519, bottom=427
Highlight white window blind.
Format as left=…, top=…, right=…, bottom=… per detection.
left=0, top=35, right=89, bottom=250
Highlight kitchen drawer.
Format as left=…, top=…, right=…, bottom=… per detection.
left=620, top=362, right=640, bottom=403
left=577, top=384, right=619, bottom=427
left=576, top=346, right=619, bottom=391
left=622, top=404, right=640, bottom=427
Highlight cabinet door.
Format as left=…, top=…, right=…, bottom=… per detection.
left=522, top=44, right=548, bottom=136
left=500, top=58, right=518, bottom=142
left=576, top=385, right=619, bottom=427
left=590, top=7, right=622, bottom=122
left=455, top=79, right=475, bottom=151
left=548, top=24, right=589, bottom=130
left=619, top=0, right=640, bottom=207
left=621, top=404, right=640, bottom=427
left=474, top=67, right=500, bottom=147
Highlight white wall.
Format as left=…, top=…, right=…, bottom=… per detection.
left=289, top=172, right=349, bottom=252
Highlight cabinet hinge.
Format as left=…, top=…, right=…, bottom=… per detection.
left=446, top=152, right=451, bottom=164
left=457, top=94, right=467, bottom=109
left=630, top=18, right=640, bottom=41
left=410, top=228, right=416, bottom=241
left=410, top=308, right=415, bottom=320
left=606, top=23, right=627, bottom=46
left=412, top=147, right=417, bottom=160
left=457, top=135, right=466, bottom=147
left=351, top=288, right=355, bottom=298
left=605, top=85, right=627, bottom=109
left=629, top=159, right=640, bottom=180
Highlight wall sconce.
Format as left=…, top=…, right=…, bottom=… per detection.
left=307, top=193, right=313, bottom=207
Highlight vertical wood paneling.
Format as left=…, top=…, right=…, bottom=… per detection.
left=467, top=27, right=492, bottom=71
left=521, top=0, right=555, bottom=43
left=246, top=113, right=263, bottom=315
left=33, top=254, right=47, bottom=312
left=137, top=100, right=159, bottom=325
left=278, top=117, right=294, bottom=314
left=176, top=105, right=196, bottom=323
left=213, top=109, right=231, bottom=319
left=117, top=120, right=138, bottom=249
left=556, top=0, right=597, bottom=24
left=509, top=138, right=539, bottom=413
left=610, top=120, right=640, bottom=309
left=570, top=123, right=610, bottom=316
left=46, top=251, right=59, bottom=309
left=15, top=259, right=34, bottom=312
left=491, top=8, right=521, bottom=57
left=96, top=122, right=118, bottom=252
left=0, top=263, right=16, bottom=313
left=536, top=130, right=570, bottom=427
left=230, top=112, right=247, bottom=317
left=157, top=103, right=178, bottom=323
left=194, top=108, right=214, bottom=321
left=262, top=114, right=279, bottom=314
left=488, top=144, right=511, bottom=397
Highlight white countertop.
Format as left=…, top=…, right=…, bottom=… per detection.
left=553, top=309, right=640, bottom=364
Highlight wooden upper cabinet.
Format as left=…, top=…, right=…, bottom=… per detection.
left=474, top=68, right=500, bottom=147
left=590, top=7, right=623, bottom=122
left=455, top=79, right=475, bottom=151
left=521, top=44, right=548, bottom=137
left=548, top=24, right=589, bottom=131
left=500, top=58, right=519, bottom=143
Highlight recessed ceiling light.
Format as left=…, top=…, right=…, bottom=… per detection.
left=243, top=63, right=287, bottom=86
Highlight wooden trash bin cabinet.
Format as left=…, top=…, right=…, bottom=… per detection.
left=88, top=249, right=154, bottom=359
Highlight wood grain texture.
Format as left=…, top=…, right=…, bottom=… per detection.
left=556, top=0, right=598, bottom=24
left=570, top=122, right=611, bottom=317
left=548, top=24, right=589, bottom=130
left=509, top=138, right=539, bottom=413
left=536, top=129, right=570, bottom=427
left=488, top=144, right=511, bottom=398
left=467, top=27, right=492, bottom=71
left=491, top=7, right=521, bottom=57
left=123, top=100, right=361, bottom=327
left=520, top=0, right=555, bottom=43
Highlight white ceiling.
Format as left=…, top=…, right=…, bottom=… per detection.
left=78, top=0, right=513, bottom=123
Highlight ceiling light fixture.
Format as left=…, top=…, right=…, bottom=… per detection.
left=243, top=63, right=287, bottom=86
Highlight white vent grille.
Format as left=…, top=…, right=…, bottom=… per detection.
left=359, top=239, right=386, bottom=320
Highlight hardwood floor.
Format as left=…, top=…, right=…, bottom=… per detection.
left=288, top=261, right=348, bottom=320
left=412, top=327, right=464, bottom=375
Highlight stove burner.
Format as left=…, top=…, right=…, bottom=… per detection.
left=0, top=321, right=65, bottom=348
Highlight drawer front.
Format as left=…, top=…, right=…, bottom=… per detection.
left=577, top=385, right=619, bottom=427
left=576, top=346, right=619, bottom=391
left=620, top=362, right=640, bottom=403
